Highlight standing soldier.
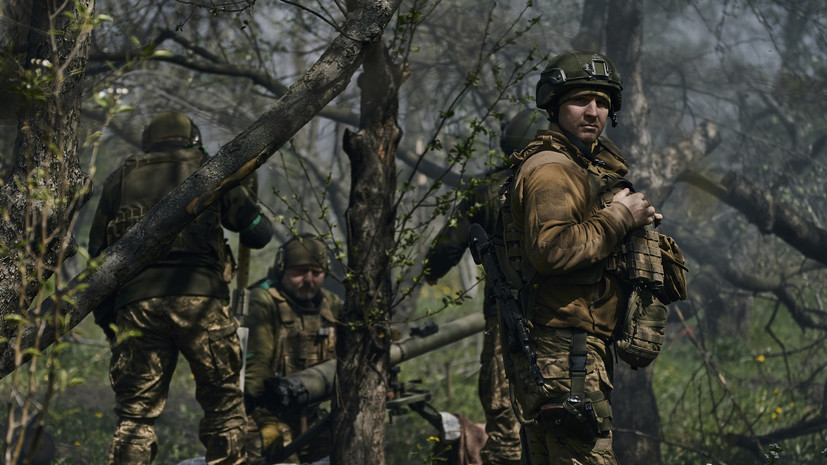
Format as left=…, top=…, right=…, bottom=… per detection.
left=243, top=234, right=342, bottom=464
left=88, top=111, right=274, bottom=465
left=424, top=108, right=547, bottom=465
left=500, top=50, right=685, bottom=464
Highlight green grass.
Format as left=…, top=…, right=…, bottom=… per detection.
left=653, top=296, right=827, bottom=465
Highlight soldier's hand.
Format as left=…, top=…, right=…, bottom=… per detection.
left=612, top=188, right=657, bottom=228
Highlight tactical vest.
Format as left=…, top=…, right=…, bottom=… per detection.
left=105, top=147, right=225, bottom=262
left=494, top=132, right=634, bottom=292
left=495, top=132, right=672, bottom=373
left=262, top=286, right=337, bottom=376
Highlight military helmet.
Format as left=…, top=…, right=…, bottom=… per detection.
left=140, top=111, right=202, bottom=152
left=536, top=50, right=622, bottom=114
left=500, top=109, right=549, bottom=154
left=273, top=234, right=330, bottom=277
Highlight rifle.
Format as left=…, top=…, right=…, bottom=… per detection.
left=467, top=222, right=544, bottom=387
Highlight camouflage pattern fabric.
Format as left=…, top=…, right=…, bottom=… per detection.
left=478, top=315, right=522, bottom=465
left=108, top=296, right=246, bottom=465
left=512, top=327, right=618, bottom=465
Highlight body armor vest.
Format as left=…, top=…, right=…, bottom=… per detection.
left=266, top=287, right=337, bottom=376
left=495, top=133, right=663, bottom=291
left=106, top=147, right=224, bottom=263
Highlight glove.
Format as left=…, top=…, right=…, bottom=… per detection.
left=260, top=422, right=291, bottom=463
left=259, top=422, right=282, bottom=449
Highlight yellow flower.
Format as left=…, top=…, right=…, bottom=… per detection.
left=74, top=441, right=82, bottom=446
left=755, top=355, right=765, bottom=362
left=789, top=402, right=795, bottom=408
left=95, top=412, right=103, bottom=418
left=775, top=407, right=783, bottom=414
left=427, top=436, right=440, bottom=442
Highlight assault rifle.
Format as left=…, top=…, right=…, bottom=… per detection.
left=468, top=223, right=544, bottom=386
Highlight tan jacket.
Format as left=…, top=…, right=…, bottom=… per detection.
left=510, top=130, right=636, bottom=338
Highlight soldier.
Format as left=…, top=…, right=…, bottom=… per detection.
left=424, top=109, right=547, bottom=465
left=88, top=111, right=274, bottom=465
left=500, top=50, right=678, bottom=464
left=243, top=234, right=342, bottom=464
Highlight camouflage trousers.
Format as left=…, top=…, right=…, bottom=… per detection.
left=479, top=315, right=522, bottom=465
left=511, top=326, right=618, bottom=465
left=108, top=296, right=246, bottom=465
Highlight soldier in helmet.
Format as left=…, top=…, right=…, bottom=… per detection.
left=243, top=234, right=342, bottom=464
left=424, top=108, right=547, bottom=465
left=501, top=51, right=663, bottom=464
left=88, top=111, right=274, bottom=465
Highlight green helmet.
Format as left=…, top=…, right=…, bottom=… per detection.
left=273, top=234, right=330, bottom=277
left=500, top=108, right=549, bottom=154
left=141, top=111, right=202, bottom=152
left=536, top=50, right=622, bottom=116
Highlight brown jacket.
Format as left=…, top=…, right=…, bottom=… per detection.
left=510, top=129, right=636, bottom=338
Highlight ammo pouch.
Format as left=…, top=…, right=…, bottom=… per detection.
left=654, top=233, right=688, bottom=304
left=607, top=225, right=664, bottom=289
left=615, top=288, right=668, bottom=368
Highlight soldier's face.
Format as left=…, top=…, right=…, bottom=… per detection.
left=282, top=266, right=325, bottom=300
left=557, top=95, right=609, bottom=145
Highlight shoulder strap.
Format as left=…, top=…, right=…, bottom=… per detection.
left=265, top=287, right=297, bottom=324
left=318, top=293, right=337, bottom=324
left=514, top=150, right=577, bottom=186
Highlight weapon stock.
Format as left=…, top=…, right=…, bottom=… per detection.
left=250, top=312, right=485, bottom=415
left=468, top=223, right=544, bottom=386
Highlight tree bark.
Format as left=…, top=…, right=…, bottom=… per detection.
left=603, top=2, right=663, bottom=464
left=0, top=0, right=91, bottom=359
left=0, top=0, right=403, bottom=379
left=334, top=38, right=406, bottom=464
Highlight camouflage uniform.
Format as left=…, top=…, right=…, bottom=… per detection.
left=243, top=237, right=342, bottom=464
left=425, top=168, right=522, bottom=465
left=506, top=128, right=633, bottom=465
left=504, top=51, right=641, bottom=464
left=89, top=112, right=273, bottom=465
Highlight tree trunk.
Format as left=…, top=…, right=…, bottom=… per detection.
left=0, top=0, right=92, bottom=353
left=334, top=39, right=405, bottom=464
left=604, top=2, right=661, bottom=464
